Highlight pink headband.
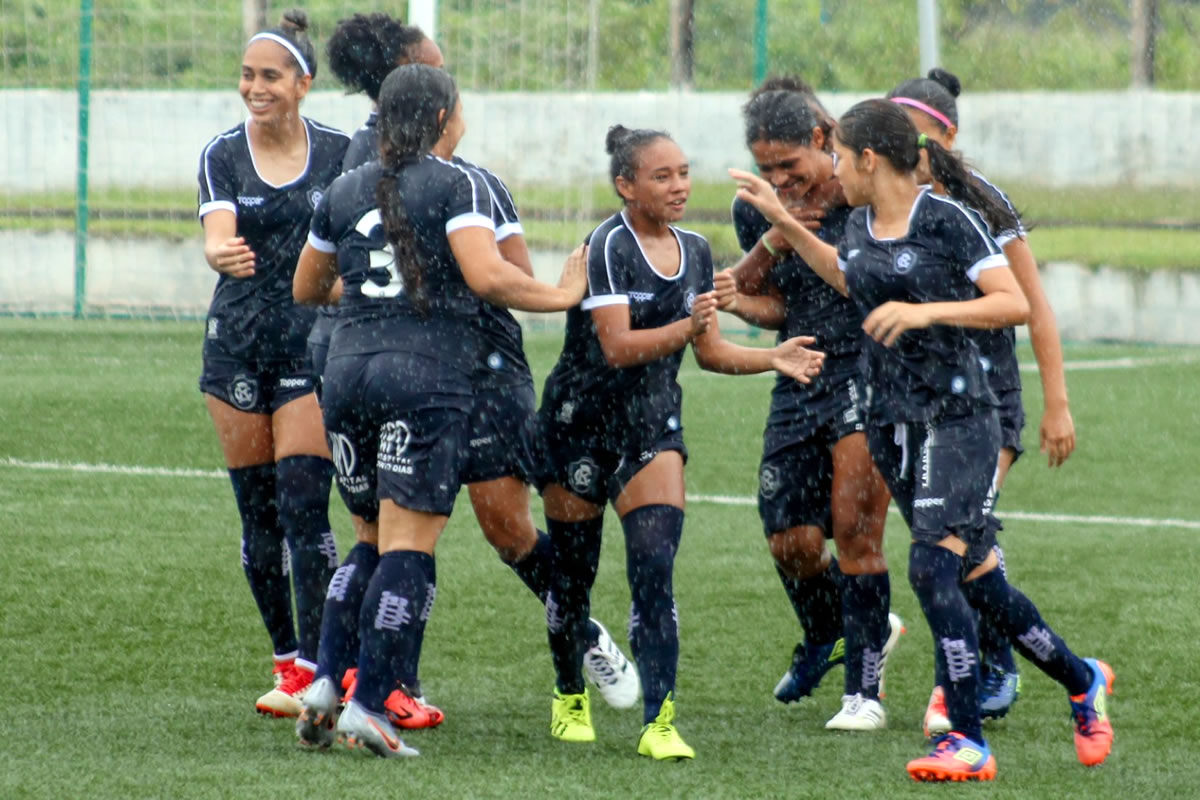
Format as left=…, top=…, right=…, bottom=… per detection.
left=890, top=96, right=953, bottom=130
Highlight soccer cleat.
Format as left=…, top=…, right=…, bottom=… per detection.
left=637, top=694, right=694, bottom=761
left=256, top=660, right=313, bottom=718
left=296, top=675, right=340, bottom=749
left=906, top=732, right=998, bottom=782
left=877, top=612, right=905, bottom=698
left=384, top=684, right=445, bottom=730
left=583, top=618, right=640, bottom=709
left=550, top=689, right=596, bottom=743
left=336, top=699, right=420, bottom=758
left=1070, top=658, right=1115, bottom=767
left=923, top=685, right=951, bottom=739
left=341, top=667, right=357, bottom=695
left=825, top=693, right=887, bottom=731
left=773, top=638, right=845, bottom=703
left=979, top=667, right=1021, bottom=720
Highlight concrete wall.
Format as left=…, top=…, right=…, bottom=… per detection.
left=2, top=89, right=1198, bottom=192
left=3, top=231, right=1198, bottom=345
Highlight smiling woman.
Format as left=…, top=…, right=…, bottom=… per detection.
left=195, top=7, right=351, bottom=719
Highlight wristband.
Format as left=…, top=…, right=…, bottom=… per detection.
left=760, top=235, right=781, bottom=258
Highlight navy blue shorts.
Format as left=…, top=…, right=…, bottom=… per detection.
left=460, top=382, right=541, bottom=485
left=306, top=315, right=335, bottom=400
left=199, top=355, right=315, bottom=414
left=538, top=409, right=687, bottom=507
left=321, top=352, right=472, bottom=520
left=866, top=411, right=1001, bottom=567
left=995, top=387, right=1025, bottom=462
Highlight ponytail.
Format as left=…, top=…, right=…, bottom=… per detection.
left=922, top=140, right=1020, bottom=236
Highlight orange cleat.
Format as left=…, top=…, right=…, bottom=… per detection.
left=256, top=660, right=313, bottom=718
left=923, top=685, right=951, bottom=739
left=1070, top=658, right=1115, bottom=767
left=906, top=732, right=997, bottom=782
left=342, top=672, right=445, bottom=730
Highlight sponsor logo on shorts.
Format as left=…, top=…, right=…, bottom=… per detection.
left=307, top=188, right=324, bottom=209
left=913, top=497, right=945, bottom=509
left=206, top=318, right=219, bottom=338
left=378, top=420, right=413, bottom=475
left=278, top=377, right=309, bottom=389
left=557, top=400, right=576, bottom=424
left=638, top=449, right=658, bottom=464
left=894, top=248, right=917, bottom=274
left=470, top=435, right=495, bottom=448
left=950, top=375, right=967, bottom=394
left=328, top=432, right=370, bottom=494
left=237, top=195, right=265, bottom=207
left=487, top=352, right=504, bottom=370
left=228, top=375, right=258, bottom=411
left=684, top=289, right=696, bottom=314
left=759, top=464, right=782, bottom=499
left=567, top=456, right=598, bottom=495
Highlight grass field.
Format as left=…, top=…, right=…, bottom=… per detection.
left=2, top=320, right=1198, bottom=799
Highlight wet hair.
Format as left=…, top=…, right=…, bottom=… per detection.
left=886, top=67, right=962, bottom=130
left=327, top=13, right=428, bottom=101
left=250, top=9, right=318, bottom=80
left=605, top=124, right=672, bottom=198
left=375, top=64, right=459, bottom=314
left=835, top=99, right=1018, bottom=234
left=744, top=75, right=834, bottom=147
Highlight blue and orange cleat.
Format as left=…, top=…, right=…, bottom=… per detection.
left=774, top=638, right=845, bottom=703
left=1070, top=658, right=1115, bottom=767
left=979, top=667, right=1021, bottom=720
left=906, top=732, right=997, bottom=782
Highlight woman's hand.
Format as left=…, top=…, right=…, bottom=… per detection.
left=771, top=335, right=825, bottom=383
left=557, top=244, right=588, bottom=305
left=1039, top=403, right=1076, bottom=468
left=729, top=168, right=790, bottom=226
left=689, top=290, right=719, bottom=339
left=209, top=236, right=256, bottom=278
left=862, top=301, right=935, bottom=347
left=713, top=269, right=740, bottom=312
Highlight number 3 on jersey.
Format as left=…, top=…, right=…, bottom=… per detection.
left=356, top=208, right=404, bottom=298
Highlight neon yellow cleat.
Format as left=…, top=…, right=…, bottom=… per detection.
left=637, top=694, right=695, bottom=761
left=550, top=689, right=595, bottom=743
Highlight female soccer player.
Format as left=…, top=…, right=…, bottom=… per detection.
left=196, top=9, right=349, bottom=717
left=301, top=16, right=637, bottom=733
left=539, top=124, right=825, bottom=761
left=732, top=99, right=1113, bottom=782
left=290, top=64, right=589, bottom=758
left=886, top=67, right=1078, bottom=733
left=715, top=78, right=901, bottom=731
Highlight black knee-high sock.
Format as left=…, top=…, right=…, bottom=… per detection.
left=504, top=529, right=554, bottom=603
left=622, top=504, right=684, bottom=725
left=961, top=568, right=1091, bottom=695
left=976, top=544, right=1018, bottom=673
left=398, top=554, right=436, bottom=689
left=546, top=516, right=604, bottom=695
left=315, top=541, right=379, bottom=684
left=276, top=455, right=339, bottom=666
left=230, top=464, right=297, bottom=657
left=775, top=558, right=843, bottom=647
left=354, top=550, right=434, bottom=712
left=842, top=571, right=890, bottom=700
left=909, top=543, right=982, bottom=743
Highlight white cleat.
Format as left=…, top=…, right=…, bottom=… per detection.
left=878, top=612, right=905, bottom=698
left=336, top=699, right=420, bottom=758
left=826, top=693, right=887, bottom=731
left=296, top=675, right=340, bottom=749
left=583, top=618, right=640, bottom=709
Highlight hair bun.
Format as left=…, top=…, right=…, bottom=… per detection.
left=605, top=124, right=630, bottom=155
left=280, top=8, right=310, bottom=35
left=927, top=67, right=961, bottom=97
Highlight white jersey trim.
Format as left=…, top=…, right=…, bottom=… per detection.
left=496, top=221, right=524, bottom=241
left=620, top=210, right=687, bottom=282
left=446, top=212, right=496, bottom=234
left=244, top=117, right=313, bottom=190
left=966, top=253, right=1009, bottom=282
left=198, top=200, right=236, bottom=219
left=199, top=128, right=243, bottom=208
left=581, top=294, right=629, bottom=310
left=837, top=256, right=848, bottom=273
left=306, top=231, right=337, bottom=253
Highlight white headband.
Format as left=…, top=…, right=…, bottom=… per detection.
left=248, top=32, right=311, bottom=77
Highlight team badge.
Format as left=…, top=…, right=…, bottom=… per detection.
left=894, top=248, right=917, bottom=274
left=567, top=456, right=598, bottom=495
left=557, top=400, right=576, bottom=424
left=759, top=464, right=782, bottom=499
left=229, top=376, right=258, bottom=411
left=684, top=288, right=697, bottom=314
left=666, top=415, right=680, bottom=431
left=307, top=188, right=324, bottom=209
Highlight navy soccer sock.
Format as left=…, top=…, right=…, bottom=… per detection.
left=841, top=570, right=890, bottom=700
left=314, top=541, right=379, bottom=684
left=622, top=504, right=684, bottom=725
left=909, top=543, right=983, bottom=743
left=276, top=455, right=339, bottom=666
left=354, top=550, right=435, bottom=712
left=775, top=557, right=843, bottom=647
left=976, top=545, right=1018, bottom=674
left=545, top=516, right=604, bottom=696
left=229, top=464, right=297, bottom=657
left=398, top=554, right=436, bottom=689
left=504, top=528, right=554, bottom=604
left=961, top=568, right=1091, bottom=695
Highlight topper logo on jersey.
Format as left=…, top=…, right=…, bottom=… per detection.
left=760, top=464, right=782, bottom=499
left=893, top=248, right=918, bottom=274
left=378, top=420, right=413, bottom=475
left=237, top=195, right=265, bottom=207
left=229, top=376, right=258, bottom=411
left=567, top=456, right=598, bottom=496
left=684, top=289, right=697, bottom=314
left=628, top=291, right=655, bottom=302
left=307, top=188, right=324, bottom=209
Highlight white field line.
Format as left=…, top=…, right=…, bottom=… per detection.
left=1, top=456, right=1196, bottom=531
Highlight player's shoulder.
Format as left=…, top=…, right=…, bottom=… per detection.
left=588, top=212, right=629, bottom=249
left=304, top=117, right=351, bottom=143
left=200, top=123, right=247, bottom=159
left=921, top=190, right=996, bottom=250
left=731, top=194, right=768, bottom=228
left=968, top=169, right=1017, bottom=214
left=672, top=224, right=712, bottom=256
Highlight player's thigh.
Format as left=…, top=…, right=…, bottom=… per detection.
left=272, top=392, right=332, bottom=460
left=204, top=393, right=274, bottom=468
left=613, top=449, right=685, bottom=516
left=469, top=476, right=538, bottom=559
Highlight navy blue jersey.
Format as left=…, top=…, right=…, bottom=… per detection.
left=342, top=111, right=378, bottom=173
left=197, top=118, right=349, bottom=361
left=541, top=211, right=715, bottom=448
left=837, top=187, right=1008, bottom=424
left=732, top=196, right=862, bottom=431
left=966, top=170, right=1025, bottom=394
left=307, top=155, right=494, bottom=377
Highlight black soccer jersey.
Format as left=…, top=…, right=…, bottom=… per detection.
left=307, top=154, right=494, bottom=374
left=197, top=117, right=349, bottom=362
left=837, top=187, right=1008, bottom=424
left=541, top=211, right=715, bottom=446
left=732, top=196, right=863, bottom=432
left=966, top=170, right=1025, bottom=394
left=342, top=111, right=378, bottom=173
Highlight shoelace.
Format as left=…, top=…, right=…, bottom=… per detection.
left=564, top=699, right=589, bottom=723
left=644, top=721, right=675, bottom=739
left=584, top=650, right=620, bottom=685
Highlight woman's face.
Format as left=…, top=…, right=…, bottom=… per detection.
left=617, top=138, right=691, bottom=224
left=831, top=137, right=870, bottom=208
left=239, top=39, right=310, bottom=125
left=749, top=136, right=833, bottom=205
